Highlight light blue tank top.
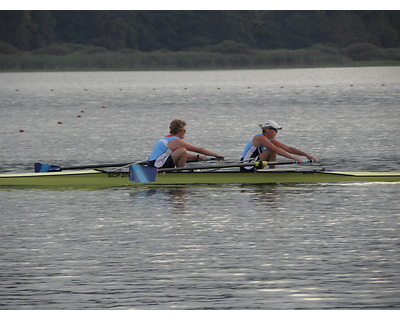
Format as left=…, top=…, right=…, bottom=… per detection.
left=241, top=134, right=272, bottom=161
left=149, top=136, right=179, bottom=161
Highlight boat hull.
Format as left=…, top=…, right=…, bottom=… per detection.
left=1, top=169, right=400, bottom=188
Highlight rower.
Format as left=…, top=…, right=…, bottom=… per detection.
left=240, top=120, right=319, bottom=172
left=147, top=119, right=224, bottom=169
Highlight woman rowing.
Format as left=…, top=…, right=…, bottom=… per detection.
left=240, top=120, right=319, bottom=172
left=148, top=119, right=224, bottom=168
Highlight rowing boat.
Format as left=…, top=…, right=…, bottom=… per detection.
left=1, top=168, right=399, bottom=188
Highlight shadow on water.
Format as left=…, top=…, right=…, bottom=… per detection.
left=129, top=187, right=191, bottom=214
left=127, top=185, right=289, bottom=215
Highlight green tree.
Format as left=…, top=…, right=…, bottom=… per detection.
left=0, top=11, right=36, bottom=50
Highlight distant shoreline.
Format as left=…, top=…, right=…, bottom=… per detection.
left=1, top=48, right=399, bottom=72
left=2, top=64, right=400, bottom=73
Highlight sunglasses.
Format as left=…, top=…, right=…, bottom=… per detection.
left=268, top=127, right=278, bottom=132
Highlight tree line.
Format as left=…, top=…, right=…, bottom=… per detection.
left=1, top=10, right=399, bottom=52
left=1, top=11, right=399, bottom=70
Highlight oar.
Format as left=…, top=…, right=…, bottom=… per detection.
left=34, top=156, right=219, bottom=173
left=34, top=160, right=147, bottom=173
left=129, top=160, right=296, bottom=183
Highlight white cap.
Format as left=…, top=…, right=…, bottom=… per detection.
left=259, top=120, right=282, bottom=130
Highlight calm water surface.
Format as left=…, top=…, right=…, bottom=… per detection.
left=0, top=67, right=399, bottom=309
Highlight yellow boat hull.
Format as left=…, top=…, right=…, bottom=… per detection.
left=1, top=169, right=400, bottom=189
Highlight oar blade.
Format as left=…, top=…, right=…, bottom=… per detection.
left=34, top=163, right=62, bottom=173
left=129, top=164, right=158, bottom=183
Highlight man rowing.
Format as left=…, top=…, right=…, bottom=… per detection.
left=148, top=119, right=224, bottom=169
left=240, top=120, right=319, bottom=172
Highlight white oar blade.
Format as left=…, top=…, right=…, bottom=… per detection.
left=129, top=164, right=158, bottom=183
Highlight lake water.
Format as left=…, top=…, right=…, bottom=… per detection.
left=0, top=67, right=399, bottom=310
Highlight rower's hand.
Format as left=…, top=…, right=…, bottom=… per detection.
left=294, top=157, right=303, bottom=164
left=200, top=155, right=224, bottom=162
left=308, top=156, right=319, bottom=163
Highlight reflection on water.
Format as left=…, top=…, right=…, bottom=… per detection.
left=241, top=186, right=280, bottom=206
left=1, top=183, right=399, bottom=309
left=129, top=188, right=191, bottom=214
left=129, top=185, right=284, bottom=214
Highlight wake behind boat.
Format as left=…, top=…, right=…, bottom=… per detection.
left=1, top=160, right=399, bottom=188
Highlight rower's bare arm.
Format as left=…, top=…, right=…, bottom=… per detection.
left=283, top=145, right=318, bottom=162
left=169, top=139, right=223, bottom=159
left=258, top=137, right=300, bottom=162
left=264, top=139, right=301, bottom=163
left=274, top=140, right=318, bottom=163
left=191, top=145, right=224, bottom=159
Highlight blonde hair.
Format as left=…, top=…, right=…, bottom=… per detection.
left=169, top=119, right=186, bottom=134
